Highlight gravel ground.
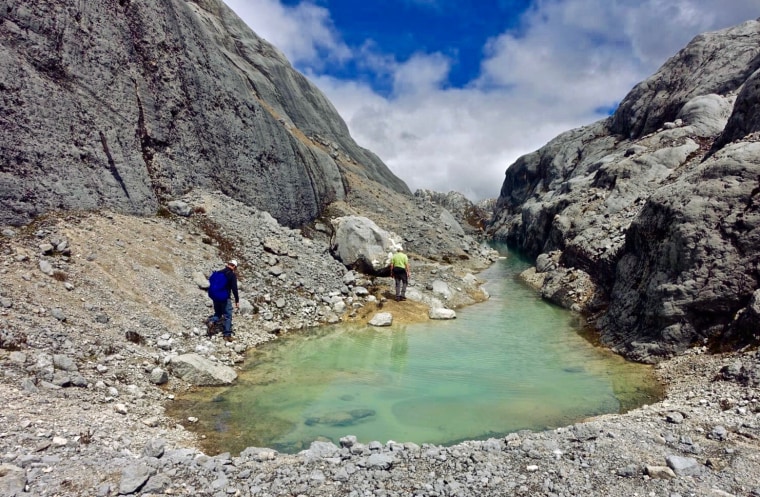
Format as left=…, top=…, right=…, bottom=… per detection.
left=1, top=193, right=759, bottom=496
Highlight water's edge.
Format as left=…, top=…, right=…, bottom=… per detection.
left=168, top=249, right=663, bottom=455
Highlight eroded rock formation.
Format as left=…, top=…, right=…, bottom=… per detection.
left=0, top=0, right=409, bottom=227
left=489, top=19, right=760, bottom=362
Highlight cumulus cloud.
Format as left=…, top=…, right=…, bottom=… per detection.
left=226, top=0, right=757, bottom=201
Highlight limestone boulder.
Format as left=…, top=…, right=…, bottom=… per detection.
left=331, top=216, right=398, bottom=274
left=170, top=353, right=237, bottom=386
left=598, top=141, right=760, bottom=360
left=368, top=313, right=393, bottom=327
left=438, top=208, right=465, bottom=237
left=429, top=308, right=456, bottom=320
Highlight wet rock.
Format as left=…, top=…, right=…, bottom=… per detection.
left=369, top=312, right=393, bottom=327
left=170, top=354, right=237, bottom=386
left=429, top=307, right=456, bottom=320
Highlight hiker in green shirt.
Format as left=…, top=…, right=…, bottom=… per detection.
left=390, top=246, right=410, bottom=301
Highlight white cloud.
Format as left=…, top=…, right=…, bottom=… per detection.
left=624, top=0, right=760, bottom=64
left=224, top=0, right=350, bottom=67
left=392, top=53, right=452, bottom=96
left=226, top=0, right=758, bottom=201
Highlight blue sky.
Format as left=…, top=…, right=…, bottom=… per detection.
left=226, top=0, right=758, bottom=201
left=276, top=0, right=534, bottom=92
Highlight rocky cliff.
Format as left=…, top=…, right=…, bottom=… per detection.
left=489, top=19, right=760, bottom=362
left=0, top=0, right=410, bottom=228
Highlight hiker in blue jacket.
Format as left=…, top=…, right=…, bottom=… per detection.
left=206, top=260, right=240, bottom=341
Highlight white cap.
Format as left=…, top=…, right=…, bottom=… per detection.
left=228, top=259, right=238, bottom=267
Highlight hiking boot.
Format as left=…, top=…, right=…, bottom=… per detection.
left=395, top=296, right=400, bottom=301
left=205, top=320, right=215, bottom=336
left=400, top=296, right=406, bottom=301
left=223, top=335, right=233, bottom=342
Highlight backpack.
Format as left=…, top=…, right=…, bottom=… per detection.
left=207, top=270, right=230, bottom=301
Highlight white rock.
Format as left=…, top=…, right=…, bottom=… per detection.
left=429, top=308, right=456, bottom=320
left=368, top=312, right=393, bottom=327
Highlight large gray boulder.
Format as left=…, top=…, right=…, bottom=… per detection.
left=331, top=216, right=399, bottom=274
left=170, top=353, right=237, bottom=386
left=489, top=20, right=760, bottom=361
left=0, top=0, right=409, bottom=227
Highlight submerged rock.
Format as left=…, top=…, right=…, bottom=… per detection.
left=369, top=312, right=393, bottom=327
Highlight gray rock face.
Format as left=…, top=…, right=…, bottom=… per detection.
left=599, top=141, right=760, bottom=358
left=610, top=19, right=760, bottom=140
left=0, top=0, right=409, bottom=227
left=489, top=20, right=760, bottom=361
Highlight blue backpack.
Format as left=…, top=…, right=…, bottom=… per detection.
left=207, top=270, right=230, bottom=301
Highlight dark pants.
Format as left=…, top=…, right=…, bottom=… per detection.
left=393, top=267, right=408, bottom=298
left=209, top=298, right=233, bottom=336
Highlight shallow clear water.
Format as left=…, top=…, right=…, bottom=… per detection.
left=169, top=247, right=661, bottom=455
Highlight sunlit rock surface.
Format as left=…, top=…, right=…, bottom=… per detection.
left=489, top=20, right=760, bottom=362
